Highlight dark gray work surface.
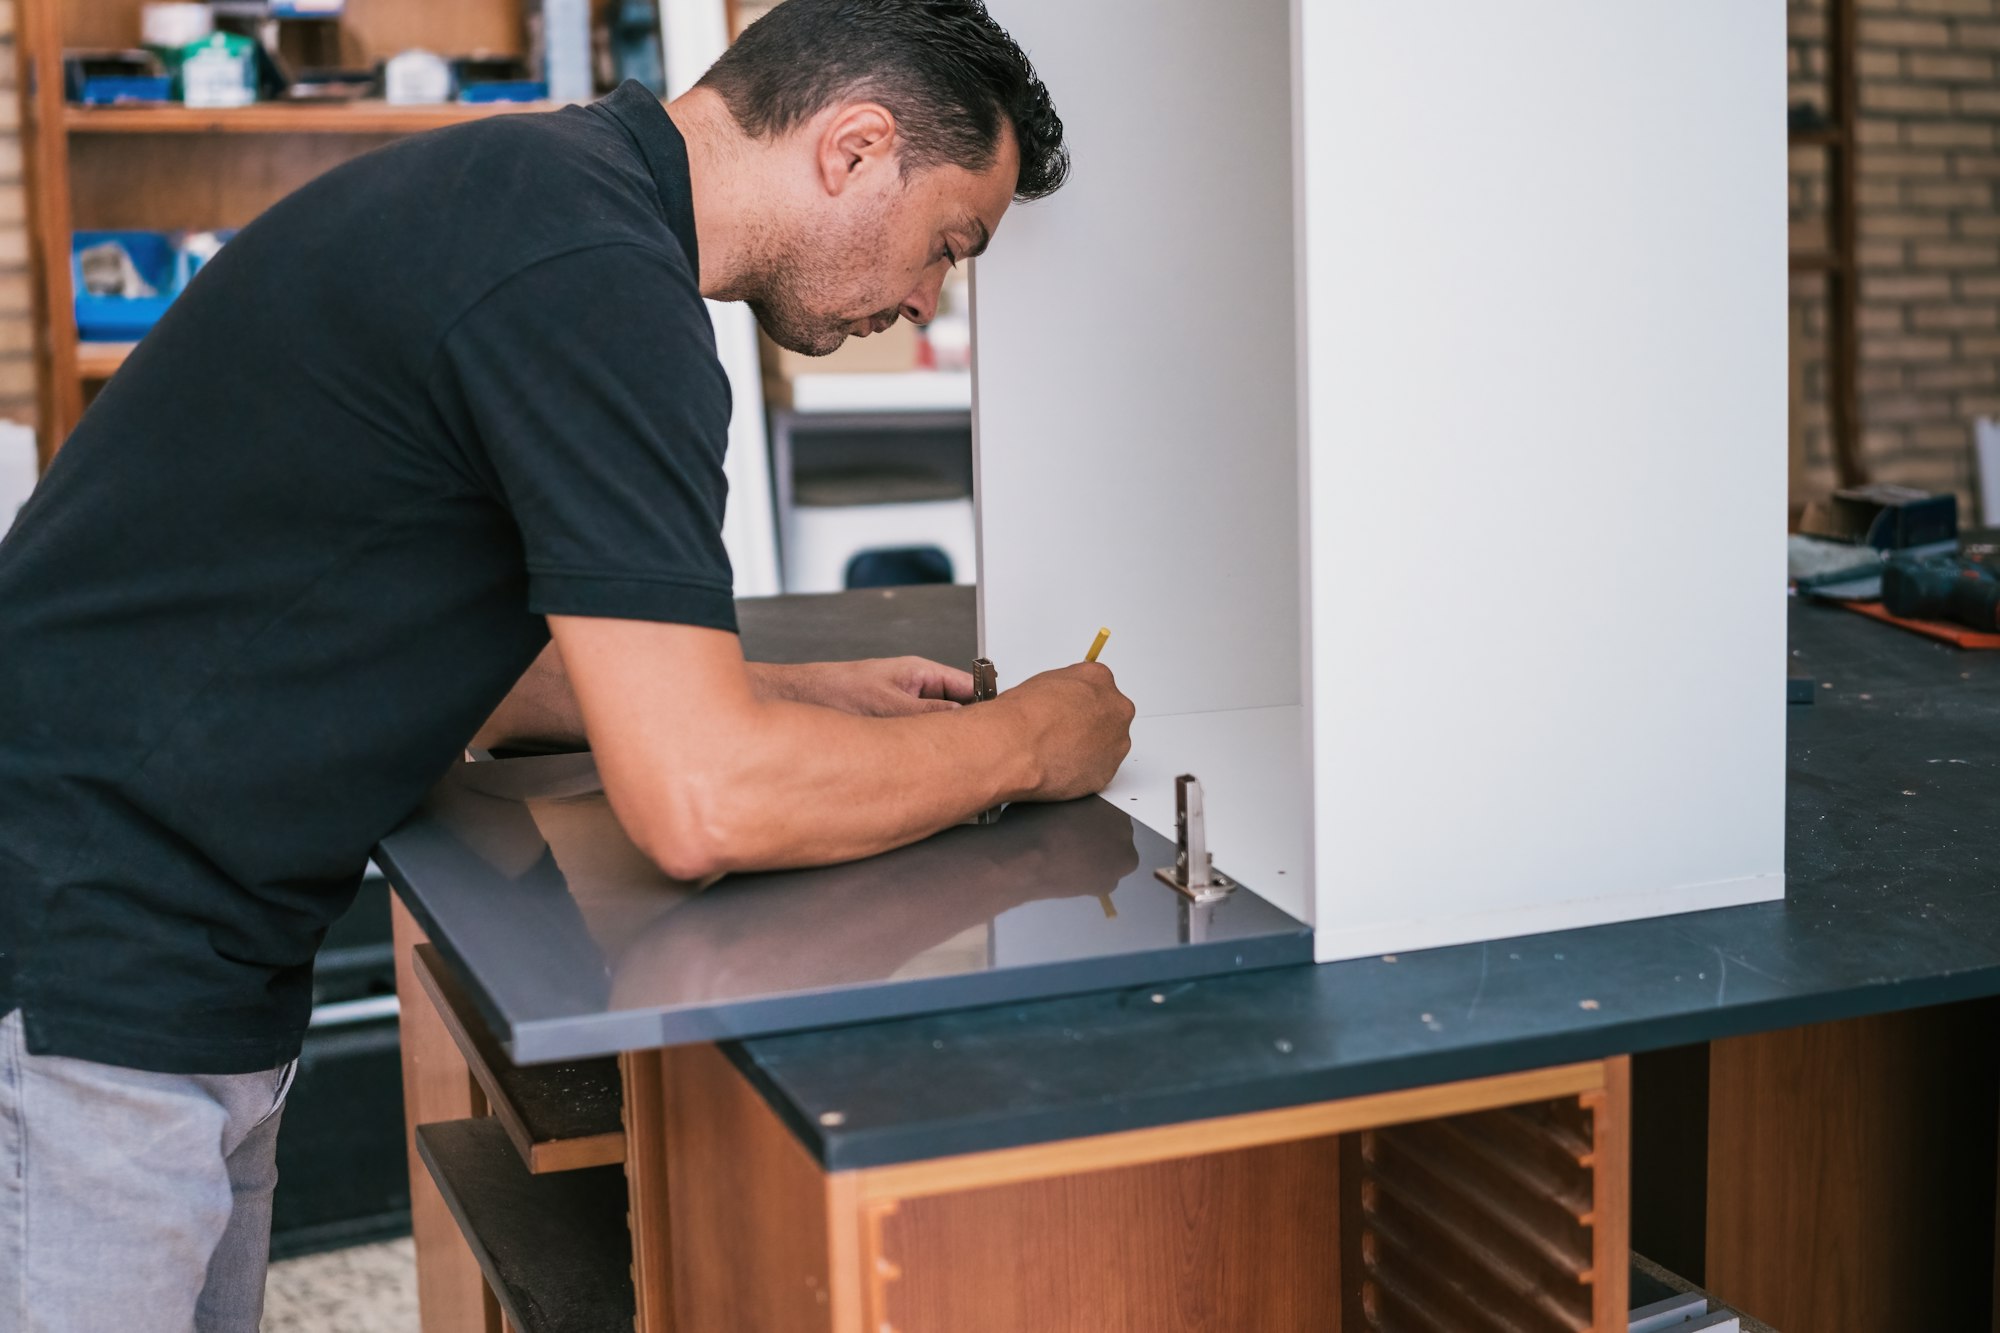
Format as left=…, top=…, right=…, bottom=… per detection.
left=378, top=585, right=1308, bottom=1061
left=723, top=593, right=2000, bottom=1169
left=390, top=587, right=2000, bottom=1171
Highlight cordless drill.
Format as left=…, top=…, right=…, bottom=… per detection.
left=1881, top=554, right=2000, bottom=633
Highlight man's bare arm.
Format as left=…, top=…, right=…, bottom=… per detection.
left=472, top=640, right=983, bottom=751
left=472, top=641, right=585, bottom=751
left=546, top=614, right=1132, bottom=879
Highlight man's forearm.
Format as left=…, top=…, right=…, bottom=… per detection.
left=743, top=661, right=813, bottom=701
left=595, top=686, right=1043, bottom=878
left=548, top=616, right=1129, bottom=881
left=474, top=648, right=814, bottom=751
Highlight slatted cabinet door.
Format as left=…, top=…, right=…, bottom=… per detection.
left=640, top=1048, right=1632, bottom=1333
left=1343, top=1063, right=1631, bottom=1333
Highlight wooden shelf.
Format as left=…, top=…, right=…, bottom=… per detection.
left=64, top=100, right=554, bottom=136
left=18, top=0, right=561, bottom=452
left=415, top=1118, right=636, bottom=1333
left=1790, top=250, right=1843, bottom=274
left=1789, top=127, right=1846, bottom=148
left=74, top=341, right=135, bottom=379
left=412, top=944, right=625, bottom=1175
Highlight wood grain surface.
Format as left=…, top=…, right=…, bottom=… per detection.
left=660, top=1043, right=839, bottom=1333
left=1706, top=1001, right=2000, bottom=1332
left=1589, top=1056, right=1631, bottom=1329
left=853, top=1061, right=1606, bottom=1205
left=620, top=1049, right=675, bottom=1333
left=874, top=1137, right=1342, bottom=1333
left=393, top=898, right=502, bottom=1333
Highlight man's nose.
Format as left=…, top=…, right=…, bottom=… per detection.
left=899, top=268, right=947, bottom=326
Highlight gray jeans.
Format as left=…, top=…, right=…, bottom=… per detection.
left=0, top=1009, right=295, bottom=1332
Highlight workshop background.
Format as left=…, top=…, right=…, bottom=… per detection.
left=7, top=0, right=2000, bottom=520
left=1789, top=0, right=2000, bottom=513
left=0, top=1, right=1998, bottom=1330
left=0, top=4, right=37, bottom=427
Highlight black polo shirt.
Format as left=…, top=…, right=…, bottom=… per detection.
left=0, top=81, right=735, bottom=1074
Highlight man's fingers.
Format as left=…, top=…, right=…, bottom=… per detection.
left=876, top=694, right=961, bottom=718
left=898, top=657, right=977, bottom=703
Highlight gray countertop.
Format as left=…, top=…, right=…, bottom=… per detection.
left=729, top=594, right=2000, bottom=1168
left=388, top=587, right=2000, bottom=1170
left=377, top=586, right=1307, bottom=1062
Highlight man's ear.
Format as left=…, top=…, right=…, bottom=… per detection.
left=816, top=102, right=899, bottom=197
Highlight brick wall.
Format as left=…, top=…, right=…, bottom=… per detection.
left=1791, top=0, right=2000, bottom=515
left=0, top=1, right=37, bottom=433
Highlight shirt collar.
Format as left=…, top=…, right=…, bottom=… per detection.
left=598, top=81, right=702, bottom=278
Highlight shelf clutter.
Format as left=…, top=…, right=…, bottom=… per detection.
left=63, top=2, right=575, bottom=117
left=18, top=0, right=669, bottom=461
left=62, top=100, right=548, bottom=134
left=1629, top=1254, right=1774, bottom=1333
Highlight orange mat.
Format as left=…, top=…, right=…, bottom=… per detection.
left=1843, top=598, right=2000, bottom=650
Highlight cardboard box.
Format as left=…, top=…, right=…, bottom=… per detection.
left=761, top=321, right=921, bottom=408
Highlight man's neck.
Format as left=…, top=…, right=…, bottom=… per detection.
left=665, top=88, right=765, bottom=302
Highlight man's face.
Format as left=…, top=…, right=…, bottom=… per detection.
left=750, top=114, right=1020, bottom=357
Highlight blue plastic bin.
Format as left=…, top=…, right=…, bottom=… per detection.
left=458, top=81, right=548, bottom=104
left=77, top=75, right=172, bottom=105
left=72, top=231, right=182, bottom=342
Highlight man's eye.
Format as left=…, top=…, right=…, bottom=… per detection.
left=942, top=247, right=958, bottom=268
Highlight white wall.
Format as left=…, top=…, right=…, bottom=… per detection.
left=663, top=0, right=782, bottom=598
left=0, top=423, right=34, bottom=539
left=973, top=0, right=1300, bottom=717
left=1297, top=1, right=1789, bottom=958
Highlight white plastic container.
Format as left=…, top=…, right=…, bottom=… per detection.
left=140, top=3, right=213, bottom=50
left=541, top=0, right=594, bottom=104
left=384, top=49, right=452, bottom=106
left=0, top=422, right=39, bottom=539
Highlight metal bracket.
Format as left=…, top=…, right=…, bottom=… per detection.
left=970, top=658, right=1002, bottom=825
left=1154, top=773, right=1237, bottom=904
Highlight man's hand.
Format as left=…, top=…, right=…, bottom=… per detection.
left=749, top=657, right=976, bottom=717
left=996, top=662, right=1135, bottom=800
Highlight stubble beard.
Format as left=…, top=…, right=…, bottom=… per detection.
left=744, top=211, right=890, bottom=357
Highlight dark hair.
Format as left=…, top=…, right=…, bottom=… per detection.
left=697, top=0, right=1069, bottom=201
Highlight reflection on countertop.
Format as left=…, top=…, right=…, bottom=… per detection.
left=397, top=751, right=1308, bottom=1055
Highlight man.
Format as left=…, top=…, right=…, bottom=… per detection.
left=0, top=0, right=1133, bottom=1325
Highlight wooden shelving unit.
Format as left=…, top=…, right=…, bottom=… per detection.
left=63, top=100, right=550, bottom=135
left=13, top=0, right=558, bottom=466
left=71, top=340, right=133, bottom=379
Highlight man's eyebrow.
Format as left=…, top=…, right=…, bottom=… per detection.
left=963, top=218, right=992, bottom=259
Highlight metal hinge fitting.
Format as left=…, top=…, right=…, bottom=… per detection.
left=1155, top=773, right=1237, bottom=904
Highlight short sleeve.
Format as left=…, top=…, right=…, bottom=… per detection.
left=431, top=243, right=737, bottom=632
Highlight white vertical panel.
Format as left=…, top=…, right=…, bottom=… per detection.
left=662, top=0, right=782, bottom=598
left=973, top=0, right=1299, bottom=715
left=1299, top=1, right=1789, bottom=959
left=0, top=421, right=35, bottom=536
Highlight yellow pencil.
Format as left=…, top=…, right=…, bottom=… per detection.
left=1085, top=627, right=1111, bottom=663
